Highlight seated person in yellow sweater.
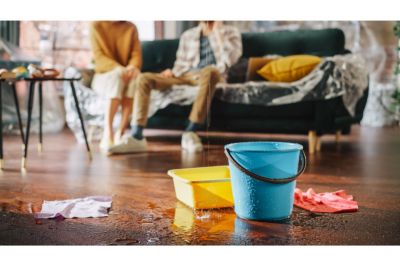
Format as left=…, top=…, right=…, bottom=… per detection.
left=108, top=21, right=242, bottom=155
left=90, top=21, right=142, bottom=151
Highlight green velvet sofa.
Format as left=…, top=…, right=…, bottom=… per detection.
left=140, top=28, right=368, bottom=153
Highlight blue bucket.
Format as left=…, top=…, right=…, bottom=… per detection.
left=225, top=142, right=306, bottom=221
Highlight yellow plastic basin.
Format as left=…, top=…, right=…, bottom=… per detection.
left=168, top=166, right=234, bottom=209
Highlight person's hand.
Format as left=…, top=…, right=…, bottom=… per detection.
left=121, top=70, right=130, bottom=84
left=200, top=21, right=223, bottom=36
left=126, top=65, right=140, bottom=79
left=200, top=21, right=214, bottom=36
left=211, top=21, right=223, bottom=31
left=160, top=68, right=174, bottom=78
left=122, top=65, right=140, bottom=84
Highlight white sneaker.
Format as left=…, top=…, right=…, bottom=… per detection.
left=99, top=135, right=113, bottom=152
left=114, top=130, right=123, bottom=145
left=107, top=136, right=148, bottom=155
left=181, top=132, right=203, bottom=152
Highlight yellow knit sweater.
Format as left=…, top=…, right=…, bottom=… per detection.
left=90, top=21, right=142, bottom=73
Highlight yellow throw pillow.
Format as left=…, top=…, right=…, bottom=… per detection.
left=246, top=56, right=280, bottom=81
left=257, top=55, right=321, bottom=82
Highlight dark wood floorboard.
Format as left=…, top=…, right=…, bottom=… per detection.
left=0, top=126, right=399, bottom=245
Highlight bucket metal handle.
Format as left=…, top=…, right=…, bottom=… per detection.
left=224, top=148, right=306, bottom=184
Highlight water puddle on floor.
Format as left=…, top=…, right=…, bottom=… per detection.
left=0, top=199, right=39, bottom=214
left=167, top=199, right=345, bottom=244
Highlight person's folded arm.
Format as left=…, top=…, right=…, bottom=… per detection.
left=172, top=32, right=191, bottom=77
left=216, top=26, right=243, bottom=73
left=90, top=24, right=121, bottom=72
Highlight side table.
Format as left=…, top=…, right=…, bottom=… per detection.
left=21, top=77, right=92, bottom=169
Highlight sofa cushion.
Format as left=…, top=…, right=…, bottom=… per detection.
left=227, top=58, right=249, bottom=83
left=246, top=56, right=280, bottom=81
left=257, top=54, right=321, bottom=82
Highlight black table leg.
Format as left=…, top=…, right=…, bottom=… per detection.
left=11, top=82, right=25, bottom=146
left=0, top=82, right=3, bottom=170
left=22, top=81, right=35, bottom=169
left=38, top=81, right=43, bottom=153
left=70, top=81, right=91, bottom=160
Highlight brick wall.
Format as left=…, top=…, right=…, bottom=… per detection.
left=19, top=21, right=92, bottom=71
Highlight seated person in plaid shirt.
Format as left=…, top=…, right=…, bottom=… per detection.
left=108, top=21, right=242, bottom=155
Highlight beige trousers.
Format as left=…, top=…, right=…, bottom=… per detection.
left=132, top=66, right=221, bottom=126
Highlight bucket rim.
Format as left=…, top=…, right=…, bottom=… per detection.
left=167, top=166, right=231, bottom=184
left=224, top=141, right=303, bottom=153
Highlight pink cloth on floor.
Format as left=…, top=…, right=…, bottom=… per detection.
left=294, top=188, right=358, bottom=213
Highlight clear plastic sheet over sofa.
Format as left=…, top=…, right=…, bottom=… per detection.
left=298, top=22, right=397, bottom=127
left=63, top=68, right=106, bottom=143
left=64, top=54, right=368, bottom=143
left=229, top=21, right=399, bottom=126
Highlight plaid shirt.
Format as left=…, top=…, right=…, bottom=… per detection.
left=172, top=25, right=242, bottom=77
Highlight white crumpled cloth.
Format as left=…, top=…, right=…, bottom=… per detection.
left=35, top=196, right=112, bottom=219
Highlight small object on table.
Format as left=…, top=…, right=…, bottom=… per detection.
left=42, top=68, right=60, bottom=78
left=27, top=64, right=44, bottom=78
left=0, top=68, right=16, bottom=79
left=12, top=66, right=29, bottom=79
left=27, top=64, right=60, bottom=79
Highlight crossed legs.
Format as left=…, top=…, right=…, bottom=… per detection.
left=132, top=66, right=221, bottom=127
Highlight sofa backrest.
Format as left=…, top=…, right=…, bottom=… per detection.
left=141, top=39, right=179, bottom=73
left=141, top=28, right=346, bottom=72
left=242, top=28, right=346, bottom=57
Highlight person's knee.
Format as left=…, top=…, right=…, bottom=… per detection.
left=112, top=66, right=125, bottom=77
left=136, top=73, right=154, bottom=92
left=201, top=65, right=218, bottom=74
left=122, top=96, right=133, bottom=103
left=200, top=66, right=220, bottom=81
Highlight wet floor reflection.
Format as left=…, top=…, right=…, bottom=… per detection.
left=172, top=202, right=235, bottom=244
left=171, top=201, right=294, bottom=245
left=233, top=217, right=292, bottom=244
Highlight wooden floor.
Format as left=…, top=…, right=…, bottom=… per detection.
left=0, top=125, right=399, bottom=245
